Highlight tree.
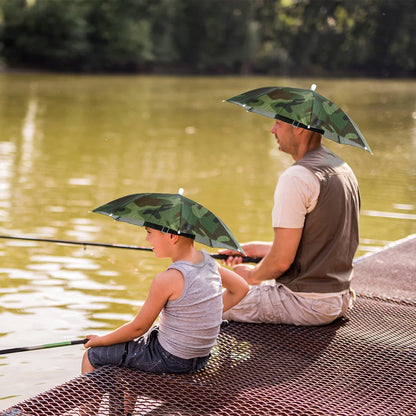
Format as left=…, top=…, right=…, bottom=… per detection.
left=1, top=0, right=89, bottom=70
left=0, top=0, right=414, bottom=76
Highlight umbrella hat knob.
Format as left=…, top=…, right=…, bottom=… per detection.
left=178, top=188, right=184, bottom=195
left=310, top=83, right=317, bottom=91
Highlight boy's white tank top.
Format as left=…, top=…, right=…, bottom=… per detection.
left=157, top=250, right=223, bottom=359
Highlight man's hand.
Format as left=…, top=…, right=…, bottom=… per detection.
left=219, top=249, right=244, bottom=266
left=223, top=228, right=303, bottom=285
left=219, top=241, right=272, bottom=267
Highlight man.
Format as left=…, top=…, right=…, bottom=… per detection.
left=221, top=119, right=360, bottom=326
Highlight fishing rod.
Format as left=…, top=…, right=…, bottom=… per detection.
left=0, top=234, right=260, bottom=263
left=0, top=234, right=151, bottom=251
left=0, top=321, right=233, bottom=355
left=0, top=339, right=87, bottom=355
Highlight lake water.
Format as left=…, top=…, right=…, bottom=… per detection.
left=0, top=74, right=415, bottom=409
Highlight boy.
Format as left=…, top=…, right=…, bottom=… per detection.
left=81, top=225, right=249, bottom=374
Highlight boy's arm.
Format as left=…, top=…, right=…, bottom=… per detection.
left=85, top=269, right=182, bottom=348
left=219, top=264, right=249, bottom=312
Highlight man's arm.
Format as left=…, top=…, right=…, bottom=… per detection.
left=233, top=227, right=303, bottom=285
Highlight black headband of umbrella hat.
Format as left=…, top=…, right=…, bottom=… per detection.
left=142, top=221, right=195, bottom=240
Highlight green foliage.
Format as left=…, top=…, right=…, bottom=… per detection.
left=0, top=0, right=89, bottom=69
left=0, top=0, right=414, bottom=76
left=82, top=0, right=153, bottom=71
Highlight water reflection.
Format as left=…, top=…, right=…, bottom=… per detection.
left=0, top=142, right=14, bottom=218
left=20, top=96, right=38, bottom=178
left=0, top=74, right=415, bottom=408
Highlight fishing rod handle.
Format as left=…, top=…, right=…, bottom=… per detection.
left=211, top=254, right=261, bottom=263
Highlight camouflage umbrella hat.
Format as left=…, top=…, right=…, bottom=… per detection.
left=92, top=192, right=245, bottom=254
left=225, top=85, right=372, bottom=154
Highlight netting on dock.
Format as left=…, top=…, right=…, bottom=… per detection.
left=3, top=295, right=416, bottom=416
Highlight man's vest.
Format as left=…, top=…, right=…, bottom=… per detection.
left=278, top=145, right=360, bottom=293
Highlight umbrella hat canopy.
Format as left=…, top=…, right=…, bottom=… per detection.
left=226, top=86, right=372, bottom=154
left=93, top=193, right=245, bottom=254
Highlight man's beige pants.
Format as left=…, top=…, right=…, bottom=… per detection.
left=223, top=280, right=353, bottom=326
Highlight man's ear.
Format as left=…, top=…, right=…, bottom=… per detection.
left=294, top=126, right=305, bottom=136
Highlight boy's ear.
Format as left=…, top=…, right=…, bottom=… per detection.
left=169, top=233, right=180, bottom=244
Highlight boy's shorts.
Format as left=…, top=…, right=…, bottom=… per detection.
left=88, top=326, right=210, bottom=374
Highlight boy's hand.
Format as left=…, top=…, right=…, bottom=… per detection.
left=84, top=334, right=101, bottom=348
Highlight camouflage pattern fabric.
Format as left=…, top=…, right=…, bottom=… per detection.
left=93, top=193, right=245, bottom=254
left=226, top=86, right=372, bottom=153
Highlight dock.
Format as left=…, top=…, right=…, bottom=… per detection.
left=1, top=235, right=415, bottom=416
left=352, top=234, right=415, bottom=299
